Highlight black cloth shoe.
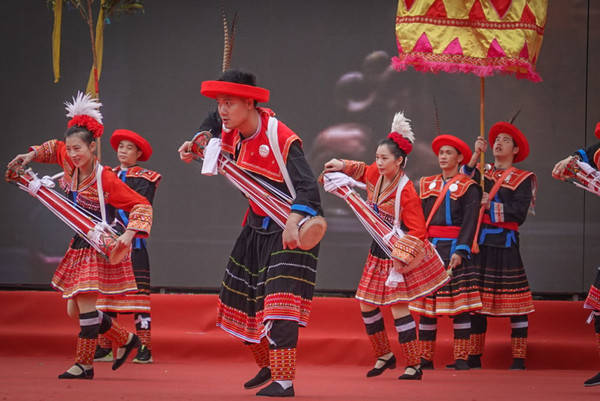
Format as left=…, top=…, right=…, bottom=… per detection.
left=244, top=367, right=272, bottom=389
left=366, top=355, right=396, bottom=377
left=112, top=334, right=140, bottom=371
left=133, top=345, right=153, bottom=364
left=256, top=382, right=295, bottom=397
left=58, top=363, right=94, bottom=380
left=446, top=359, right=470, bottom=370
left=509, top=358, right=526, bottom=370
left=398, top=366, right=423, bottom=380
left=420, top=358, right=434, bottom=370
left=468, top=354, right=482, bottom=369
left=93, top=346, right=113, bottom=362
left=584, top=372, right=600, bottom=387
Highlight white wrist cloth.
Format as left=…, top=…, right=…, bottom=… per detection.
left=323, top=172, right=365, bottom=193
left=27, top=174, right=56, bottom=196
left=385, top=268, right=405, bottom=288
left=201, top=138, right=222, bottom=176
left=135, top=315, right=152, bottom=329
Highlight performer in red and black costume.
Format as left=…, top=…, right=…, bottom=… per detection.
left=323, top=113, right=449, bottom=381
left=6, top=93, right=153, bottom=379
left=96, top=129, right=161, bottom=364
left=552, top=122, right=600, bottom=386
left=178, top=70, right=322, bottom=397
left=461, top=122, right=536, bottom=370
left=410, top=135, right=482, bottom=370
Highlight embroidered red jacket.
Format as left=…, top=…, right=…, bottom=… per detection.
left=31, top=139, right=153, bottom=236
left=220, top=108, right=300, bottom=183
left=219, top=108, right=321, bottom=219
left=342, top=160, right=427, bottom=241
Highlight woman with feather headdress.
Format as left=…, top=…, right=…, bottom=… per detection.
left=7, top=92, right=153, bottom=379
left=323, top=112, right=449, bottom=381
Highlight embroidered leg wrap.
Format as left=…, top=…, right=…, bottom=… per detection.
left=76, top=311, right=101, bottom=366
left=135, top=313, right=152, bottom=350
left=98, top=335, right=112, bottom=349
left=267, top=319, right=299, bottom=381
left=362, top=308, right=391, bottom=358
left=99, top=311, right=130, bottom=347
left=395, top=315, right=420, bottom=366
left=418, top=316, right=437, bottom=361
left=269, top=348, right=296, bottom=381
left=510, top=315, right=528, bottom=359
left=452, top=313, right=471, bottom=361
left=469, top=314, right=487, bottom=356
left=97, top=311, right=117, bottom=349
left=510, top=337, right=527, bottom=360
left=76, top=337, right=97, bottom=366
left=247, top=337, right=271, bottom=368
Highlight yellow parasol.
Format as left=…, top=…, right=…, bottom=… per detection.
left=392, top=0, right=548, bottom=183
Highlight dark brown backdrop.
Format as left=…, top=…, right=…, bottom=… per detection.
left=1, top=1, right=598, bottom=294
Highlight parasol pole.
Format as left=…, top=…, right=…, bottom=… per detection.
left=470, top=76, right=487, bottom=254
left=479, top=77, right=485, bottom=187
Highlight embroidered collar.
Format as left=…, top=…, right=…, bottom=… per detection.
left=373, top=170, right=403, bottom=205
left=71, top=160, right=98, bottom=192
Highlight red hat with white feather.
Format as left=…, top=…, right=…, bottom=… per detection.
left=387, top=112, right=415, bottom=155
left=64, top=92, right=104, bottom=138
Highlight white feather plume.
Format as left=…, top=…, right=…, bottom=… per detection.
left=64, top=91, right=103, bottom=124
left=390, top=112, right=414, bottom=143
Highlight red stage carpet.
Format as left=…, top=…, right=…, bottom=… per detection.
left=0, top=291, right=598, bottom=400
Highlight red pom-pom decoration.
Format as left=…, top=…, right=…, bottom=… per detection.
left=387, top=132, right=413, bottom=155
left=595, top=122, right=600, bottom=140
left=68, top=115, right=104, bottom=138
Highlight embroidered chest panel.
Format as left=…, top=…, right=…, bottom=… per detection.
left=419, top=174, right=474, bottom=200
left=485, top=167, right=533, bottom=190
left=60, top=172, right=107, bottom=213
left=366, top=200, right=395, bottom=226
left=365, top=172, right=402, bottom=219
left=115, top=166, right=161, bottom=183
left=220, top=111, right=300, bottom=182
left=64, top=182, right=105, bottom=212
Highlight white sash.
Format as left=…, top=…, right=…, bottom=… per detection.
left=266, top=117, right=296, bottom=200
left=383, top=174, right=409, bottom=242
left=94, top=163, right=108, bottom=224
left=383, top=173, right=409, bottom=287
